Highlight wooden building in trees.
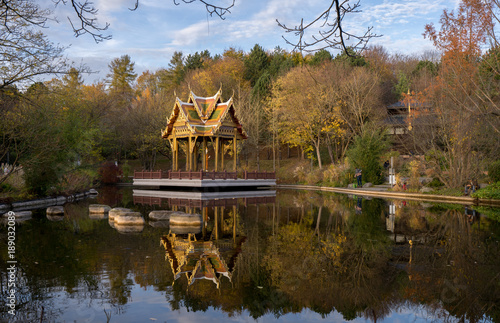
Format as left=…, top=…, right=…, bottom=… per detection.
left=161, top=89, right=247, bottom=172
left=386, top=92, right=435, bottom=154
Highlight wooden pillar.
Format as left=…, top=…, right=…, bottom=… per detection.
left=191, top=137, right=195, bottom=171
left=221, top=139, right=225, bottom=171
left=233, top=205, right=237, bottom=244
left=214, top=206, right=219, bottom=241
left=187, top=135, right=191, bottom=171
left=215, top=136, right=219, bottom=172
left=173, top=133, right=178, bottom=171
left=233, top=128, right=237, bottom=172
left=202, top=206, right=207, bottom=239
left=202, top=137, right=207, bottom=171
left=193, top=141, right=197, bottom=171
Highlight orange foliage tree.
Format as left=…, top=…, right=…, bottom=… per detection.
left=419, top=0, right=498, bottom=187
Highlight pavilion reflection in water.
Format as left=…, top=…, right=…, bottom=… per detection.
left=134, top=189, right=276, bottom=289
left=161, top=234, right=244, bottom=289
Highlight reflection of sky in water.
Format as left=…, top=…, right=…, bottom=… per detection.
left=53, top=282, right=446, bottom=323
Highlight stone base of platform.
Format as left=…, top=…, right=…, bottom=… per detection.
left=133, top=178, right=276, bottom=188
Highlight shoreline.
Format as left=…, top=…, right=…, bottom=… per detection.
left=0, top=190, right=97, bottom=213
left=276, top=184, right=500, bottom=207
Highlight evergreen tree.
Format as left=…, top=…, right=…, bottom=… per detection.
left=244, top=44, right=269, bottom=86
left=346, top=127, right=390, bottom=185
left=268, top=47, right=294, bottom=77
left=335, top=47, right=367, bottom=67
left=309, top=49, right=333, bottom=66
left=184, top=50, right=211, bottom=72
left=393, top=71, right=410, bottom=100
left=158, top=51, right=185, bottom=90
left=107, top=55, right=137, bottom=100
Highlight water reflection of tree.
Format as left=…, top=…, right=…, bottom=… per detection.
left=261, top=196, right=397, bottom=321
left=399, top=207, right=500, bottom=322
left=257, top=192, right=500, bottom=322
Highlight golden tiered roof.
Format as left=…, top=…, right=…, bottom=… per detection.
left=161, top=89, right=247, bottom=139
left=161, top=234, right=232, bottom=289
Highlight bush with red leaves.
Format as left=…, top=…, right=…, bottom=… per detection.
left=98, top=161, right=122, bottom=184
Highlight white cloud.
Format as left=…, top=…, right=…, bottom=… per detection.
left=360, top=0, right=449, bottom=26
left=371, top=34, right=435, bottom=55
left=167, top=0, right=326, bottom=50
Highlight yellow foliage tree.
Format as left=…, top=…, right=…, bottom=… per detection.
left=268, top=64, right=343, bottom=169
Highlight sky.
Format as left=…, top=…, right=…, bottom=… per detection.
left=41, top=0, right=460, bottom=84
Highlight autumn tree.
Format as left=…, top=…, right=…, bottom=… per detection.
left=269, top=64, right=343, bottom=169
left=121, top=73, right=172, bottom=170
left=419, top=0, right=499, bottom=187
left=5, top=75, right=106, bottom=195
left=361, top=45, right=401, bottom=105
left=336, top=64, right=385, bottom=158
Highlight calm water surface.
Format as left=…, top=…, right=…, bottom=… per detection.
left=1, top=187, right=499, bottom=323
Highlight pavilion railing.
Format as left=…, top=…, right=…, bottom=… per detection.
left=133, top=170, right=275, bottom=180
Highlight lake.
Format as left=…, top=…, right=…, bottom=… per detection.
left=1, top=187, right=499, bottom=322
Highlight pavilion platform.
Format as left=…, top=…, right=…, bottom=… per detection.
left=133, top=188, right=276, bottom=208
left=133, top=170, right=276, bottom=188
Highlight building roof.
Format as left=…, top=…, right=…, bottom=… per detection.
left=387, top=100, right=431, bottom=110
left=161, top=235, right=233, bottom=289
left=161, top=89, right=247, bottom=140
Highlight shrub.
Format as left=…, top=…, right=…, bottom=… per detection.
left=59, top=169, right=97, bottom=194
left=98, top=161, right=122, bottom=184
left=408, top=159, right=422, bottom=190
left=472, top=182, right=500, bottom=200
left=23, top=165, right=58, bottom=196
left=0, top=182, right=13, bottom=192
left=428, top=177, right=444, bottom=188
left=305, top=168, right=323, bottom=185
left=346, top=128, right=390, bottom=185
left=323, top=162, right=350, bottom=184
left=488, top=161, right=500, bottom=182
left=292, top=163, right=311, bottom=183
left=121, top=161, right=132, bottom=183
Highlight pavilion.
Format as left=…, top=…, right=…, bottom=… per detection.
left=133, top=89, right=276, bottom=188
left=161, top=88, right=247, bottom=172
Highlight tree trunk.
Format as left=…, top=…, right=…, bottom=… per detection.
left=315, top=143, right=322, bottom=169
left=326, top=135, right=335, bottom=164
left=256, top=144, right=260, bottom=171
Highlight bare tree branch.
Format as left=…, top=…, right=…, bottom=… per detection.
left=276, top=0, right=379, bottom=55
left=55, top=0, right=111, bottom=43
left=58, top=0, right=235, bottom=43
left=172, top=0, right=235, bottom=19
